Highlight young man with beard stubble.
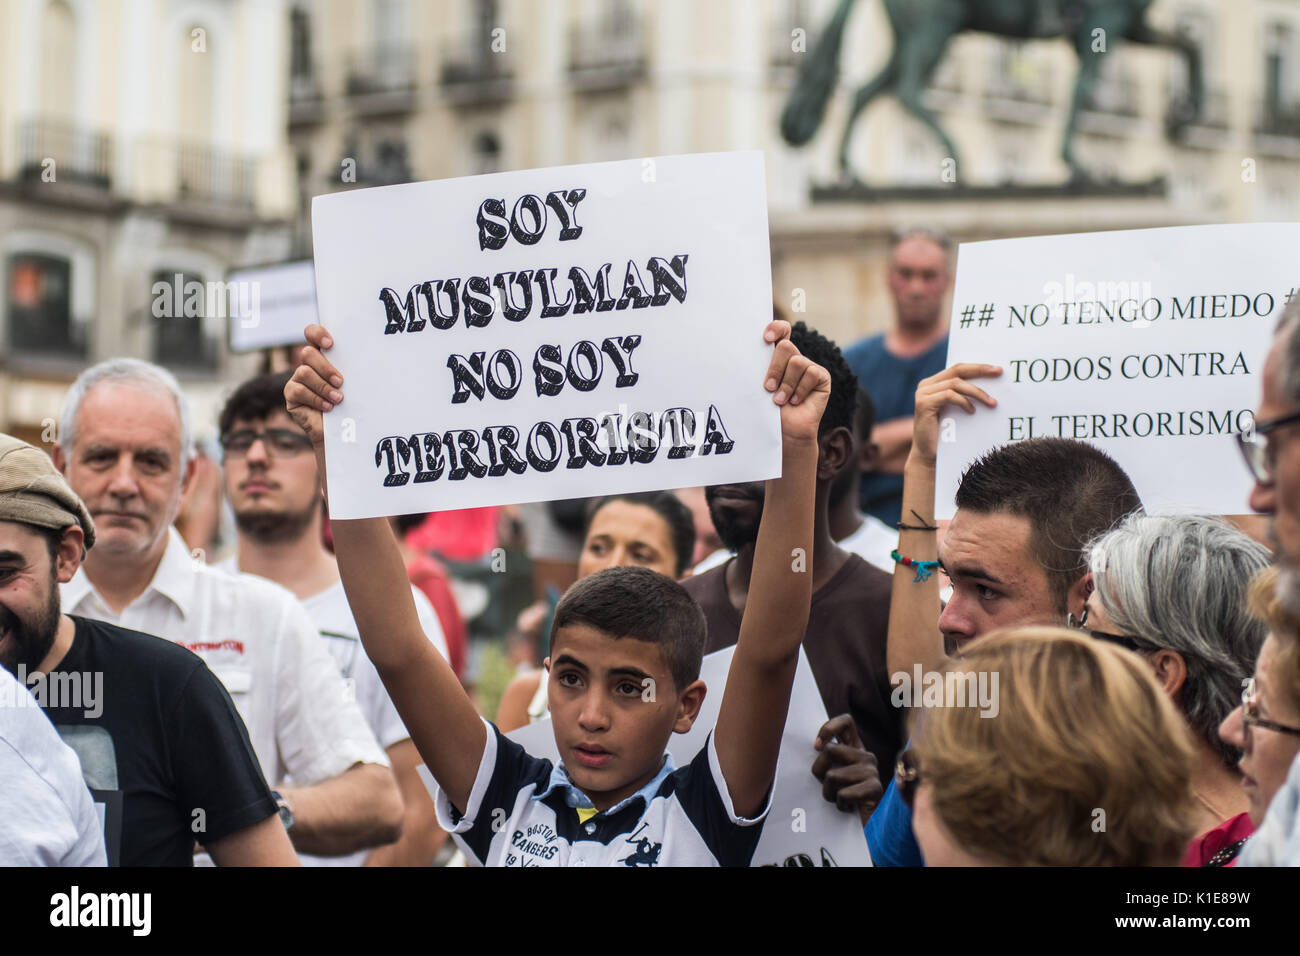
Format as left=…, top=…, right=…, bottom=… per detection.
left=217, top=371, right=451, bottom=866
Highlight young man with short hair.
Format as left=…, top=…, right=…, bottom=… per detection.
left=870, top=363, right=1143, bottom=865
left=285, top=318, right=828, bottom=866
left=218, top=371, right=451, bottom=866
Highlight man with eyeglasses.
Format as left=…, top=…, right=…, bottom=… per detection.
left=216, top=371, right=451, bottom=866
left=54, top=359, right=403, bottom=862
left=1242, top=308, right=1300, bottom=611
left=1233, top=310, right=1300, bottom=865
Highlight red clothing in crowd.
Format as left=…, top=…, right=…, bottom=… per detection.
left=323, top=517, right=469, bottom=681
left=405, top=508, right=499, bottom=563
left=1181, top=812, right=1254, bottom=867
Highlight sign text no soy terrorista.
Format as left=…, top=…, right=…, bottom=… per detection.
left=368, top=187, right=736, bottom=488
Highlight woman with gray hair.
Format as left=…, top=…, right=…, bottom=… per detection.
left=1080, top=513, right=1271, bottom=866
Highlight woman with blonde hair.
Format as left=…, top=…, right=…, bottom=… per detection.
left=903, top=627, right=1197, bottom=866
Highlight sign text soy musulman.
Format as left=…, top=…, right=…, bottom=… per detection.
left=371, top=187, right=735, bottom=487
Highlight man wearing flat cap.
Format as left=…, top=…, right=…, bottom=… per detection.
left=0, top=433, right=297, bottom=866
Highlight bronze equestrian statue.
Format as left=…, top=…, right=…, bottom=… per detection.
left=781, top=0, right=1204, bottom=184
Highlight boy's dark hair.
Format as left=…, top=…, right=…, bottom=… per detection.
left=789, top=322, right=858, bottom=436
left=219, top=371, right=295, bottom=437
left=583, top=491, right=696, bottom=578
left=954, top=438, right=1142, bottom=614
left=551, top=566, right=705, bottom=691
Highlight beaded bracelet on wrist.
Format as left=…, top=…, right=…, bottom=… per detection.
left=890, top=549, right=940, bottom=583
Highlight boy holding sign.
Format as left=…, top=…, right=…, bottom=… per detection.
left=285, top=319, right=827, bottom=866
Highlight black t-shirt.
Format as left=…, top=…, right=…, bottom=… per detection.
left=41, top=616, right=277, bottom=866
left=682, top=554, right=901, bottom=789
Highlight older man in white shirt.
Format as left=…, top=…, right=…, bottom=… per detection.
left=53, top=359, right=403, bottom=858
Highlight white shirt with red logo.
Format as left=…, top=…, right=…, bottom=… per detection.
left=63, top=529, right=388, bottom=791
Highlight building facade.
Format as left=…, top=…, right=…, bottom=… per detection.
left=0, top=0, right=296, bottom=445
left=4, top=0, right=1299, bottom=447
left=283, top=0, right=1300, bottom=349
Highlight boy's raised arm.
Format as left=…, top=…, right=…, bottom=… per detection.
left=285, top=324, right=485, bottom=813
left=713, top=320, right=829, bottom=819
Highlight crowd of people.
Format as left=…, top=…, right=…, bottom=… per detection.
left=3, top=226, right=1299, bottom=868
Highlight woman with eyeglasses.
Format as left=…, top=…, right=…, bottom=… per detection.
left=1079, top=513, right=1271, bottom=865
left=904, top=628, right=1196, bottom=866
left=1218, top=566, right=1300, bottom=864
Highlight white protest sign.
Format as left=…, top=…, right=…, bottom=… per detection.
left=937, top=223, right=1297, bottom=517
left=504, top=646, right=872, bottom=868
left=226, top=260, right=318, bottom=352
left=311, top=152, right=780, bottom=519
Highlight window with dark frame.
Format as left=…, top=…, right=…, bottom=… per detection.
left=151, top=269, right=220, bottom=370
left=6, top=252, right=84, bottom=356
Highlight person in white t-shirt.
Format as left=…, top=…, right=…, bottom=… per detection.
left=0, top=665, right=106, bottom=866
left=218, top=371, right=450, bottom=866
left=54, top=359, right=403, bottom=861
left=829, top=387, right=898, bottom=576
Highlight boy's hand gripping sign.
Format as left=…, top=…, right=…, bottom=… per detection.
left=311, top=152, right=780, bottom=519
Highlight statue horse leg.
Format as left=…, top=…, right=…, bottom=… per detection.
left=1062, top=10, right=1132, bottom=182
left=892, top=24, right=961, bottom=178
left=837, top=50, right=900, bottom=179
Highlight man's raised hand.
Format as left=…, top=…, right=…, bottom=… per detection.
left=284, top=324, right=345, bottom=450
left=910, top=362, right=1002, bottom=467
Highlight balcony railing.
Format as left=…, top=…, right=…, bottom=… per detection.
left=440, top=33, right=514, bottom=106
left=1165, top=84, right=1229, bottom=138
left=346, top=44, right=417, bottom=115
left=175, top=143, right=256, bottom=208
left=1256, top=97, right=1300, bottom=138
left=289, top=66, right=325, bottom=125
left=338, top=140, right=412, bottom=188
left=568, top=23, right=646, bottom=91
left=17, top=118, right=112, bottom=188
